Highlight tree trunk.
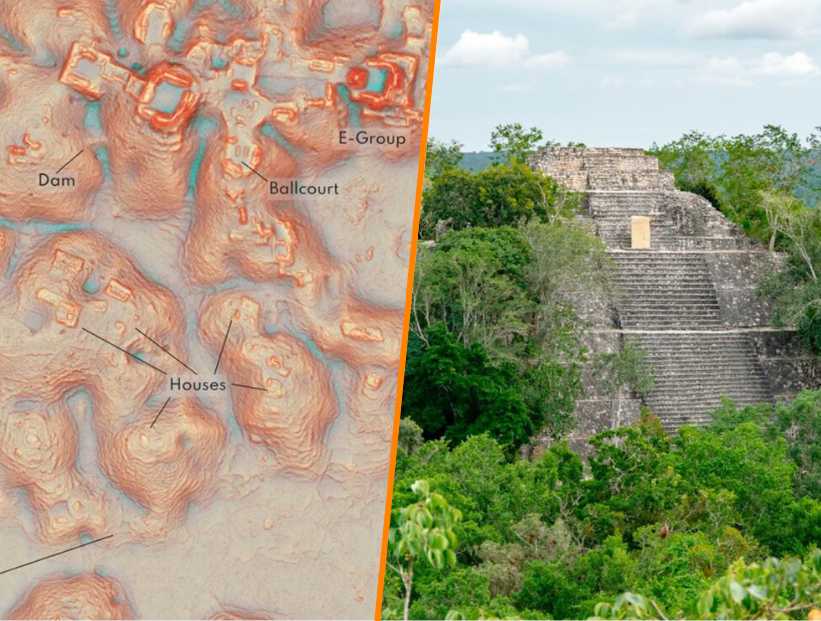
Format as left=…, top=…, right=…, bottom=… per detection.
left=403, top=563, right=414, bottom=621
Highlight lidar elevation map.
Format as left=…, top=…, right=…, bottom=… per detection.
left=0, top=0, right=436, bottom=618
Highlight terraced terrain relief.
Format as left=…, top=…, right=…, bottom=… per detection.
left=0, top=0, right=436, bottom=617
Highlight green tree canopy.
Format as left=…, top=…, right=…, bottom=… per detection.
left=652, top=126, right=821, bottom=355
left=408, top=223, right=611, bottom=445
left=490, top=123, right=548, bottom=164
left=649, top=125, right=820, bottom=243
left=384, top=392, right=821, bottom=620
left=388, top=479, right=462, bottom=620
left=425, top=138, right=464, bottom=181
left=402, top=325, right=539, bottom=451
left=419, top=161, right=574, bottom=239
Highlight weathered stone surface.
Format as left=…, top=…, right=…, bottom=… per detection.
left=751, top=332, right=821, bottom=398
left=532, top=148, right=819, bottom=437
left=704, top=253, right=782, bottom=328
left=533, top=147, right=676, bottom=192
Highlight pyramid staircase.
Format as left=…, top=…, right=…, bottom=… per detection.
left=626, top=333, right=773, bottom=429
left=588, top=193, right=774, bottom=430
left=589, top=192, right=678, bottom=250
left=604, top=235, right=774, bottom=430
left=533, top=149, right=785, bottom=433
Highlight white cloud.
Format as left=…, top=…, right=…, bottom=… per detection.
left=442, top=30, right=570, bottom=69
left=606, top=49, right=701, bottom=68
left=701, top=51, right=819, bottom=85
left=442, top=30, right=528, bottom=67
left=688, top=0, right=821, bottom=39
left=756, top=51, right=819, bottom=75
left=702, top=55, right=753, bottom=86
left=706, top=56, right=745, bottom=74
left=524, top=51, right=572, bottom=69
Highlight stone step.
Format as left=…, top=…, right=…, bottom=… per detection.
left=651, top=383, right=770, bottom=391
left=613, top=259, right=711, bottom=264
left=612, top=262, right=712, bottom=269
left=614, top=270, right=713, bottom=274
left=613, top=268, right=712, bottom=275
left=652, top=403, right=768, bottom=414
left=642, top=346, right=756, bottom=353
left=615, top=288, right=715, bottom=294
left=620, top=312, right=721, bottom=318
left=647, top=357, right=765, bottom=365
left=615, top=285, right=717, bottom=290
left=599, top=229, right=677, bottom=238
left=631, top=337, right=756, bottom=346
left=614, top=282, right=715, bottom=288
left=651, top=398, right=771, bottom=405
left=614, top=284, right=715, bottom=288
left=651, top=390, right=771, bottom=398
left=623, top=324, right=724, bottom=329
left=622, top=331, right=773, bottom=430
left=617, top=287, right=717, bottom=292
left=594, top=214, right=672, bottom=221
left=610, top=252, right=707, bottom=258
left=619, top=301, right=720, bottom=307
left=646, top=356, right=757, bottom=363
left=621, top=306, right=720, bottom=313
left=622, top=322, right=724, bottom=326
left=592, top=212, right=676, bottom=223
left=618, top=302, right=721, bottom=308
left=621, top=315, right=722, bottom=321
left=650, top=380, right=772, bottom=390
left=592, top=209, right=668, bottom=214
left=614, top=278, right=714, bottom=282
left=617, top=304, right=719, bottom=317
left=621, top=310, right=721, bottom=315
left=624, top=310, right=722, bottom=315
left=650, top=392, right=772, bottom=402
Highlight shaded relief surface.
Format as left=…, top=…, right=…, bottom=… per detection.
left=0, top=0, right=435, bottom=617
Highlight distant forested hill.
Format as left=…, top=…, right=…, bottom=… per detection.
left=797, top=149, right=821, bottom=206
left=459, top=151, right=496, bottom=171
left=457, top=148, right=820, bottom=205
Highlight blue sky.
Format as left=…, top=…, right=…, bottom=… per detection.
left=429, top=0, right=821, bottom=151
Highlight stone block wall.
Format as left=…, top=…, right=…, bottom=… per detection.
left=751, top=332, right=821, bottom=399
left=663, top=192, right=754, bottom=248
left=703, top=253, right=783, bottom=328
left=532, top=147, right=676, bottom=192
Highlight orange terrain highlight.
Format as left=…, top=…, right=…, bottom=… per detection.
left=0, top=0, right=439, bottom=618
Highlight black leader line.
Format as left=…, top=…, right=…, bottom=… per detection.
left=231, top=383, right=268, bottom=392
left=213, top=320, right=233, bottom=374
left=82, top=327, right=167, bottom=375
left=149, top=397, right=172, bottom=429
left=241, top=161, right=269, bottom=183
left=0, top=534, right=114, bottom=577
left=136, top=328, right=199, bottom=375
left=55, top=149, right=84, bottom=175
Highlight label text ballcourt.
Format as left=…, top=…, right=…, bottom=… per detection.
left=269, top=179, right=339, bottom=196
left=269, top=180, right=340, bottom=196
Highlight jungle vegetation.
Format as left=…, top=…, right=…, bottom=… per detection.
left=383, top=125, right=821, bottom=620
